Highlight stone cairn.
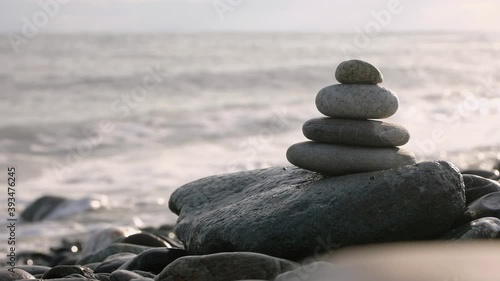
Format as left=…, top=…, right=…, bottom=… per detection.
left=287, top=59, right=417, bottom=175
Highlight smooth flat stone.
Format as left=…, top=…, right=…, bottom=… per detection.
left=335, top=59, right=383, bottom=84
left=462, top=174, right=500, bottom=204
left=461, top=169, right=500, bottom=179
left=286, top=141, right=416, bottom=175
left=459, top=191, right=500, bottom=224
left=169, top=161, right=465, bottom=261
left=442, top=217, right=500, bottom=240
left=0, top=268, right=35, bottom=281
left=316, top=84, right=398, bottom=119
left=302, top=117, right=409, bottom=147
left=41, top=265, right=98, bottom=280
left=121, top=248, right=188, bottom=275
left=155, top=252, right=298, bottom=281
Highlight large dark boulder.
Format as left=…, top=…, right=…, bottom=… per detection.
left=170, top=161, right=465, bottom=260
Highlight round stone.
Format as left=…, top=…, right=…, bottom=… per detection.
left=315, top=84, right=398, bottom=119
left=302, top=117, right=409, bottom=147
left=286, top=141, right=416, bottom=175
left=462, top=174, right=500, bottom=204
left=458, top=191, right=500, bottom=225
left=335, top=59, right=383, bottom=84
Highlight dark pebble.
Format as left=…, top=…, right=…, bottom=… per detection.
left=109, top=269, right=143, bottom=281
left=458, top=191, right=500, bottom=224
left=121, top=232, right=170, bottom=248
left=121, top=248, right=188, bottom=275
left=131, top=270, right=155, bottom=278
left=143, top=225, right=184, bottom=249
left=442, top=217, right=500, bottom=239
left=20, top=195, right=67, bottom=222
left=83, top=263, right=101, bottom=271
left=15, top=265, right=51, bottom=276
left=462, top=174, right=500, bottom=204
left=94, top=253, right=137, bottom=273
left=0, top=268, right=35, bottom=281
left=41, top=265, right=98, bottom=280
left=96, top=273, right=111, bottom=281
left=461, top=169, right=499, bottom=179
left=76, top=243, right=151, bottom=265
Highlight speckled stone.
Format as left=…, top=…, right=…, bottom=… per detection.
left=286, top=141, right=416, bottom=175
left=302, top=117, right=409, bottom=147
left=335, top=59, right=383, bottom=84
left=170, top=162, right=465, bottom=260
left=315, top=84, right=398, bottom=119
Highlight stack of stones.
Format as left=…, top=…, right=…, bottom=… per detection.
left=287, top=59, right=417, bottom=175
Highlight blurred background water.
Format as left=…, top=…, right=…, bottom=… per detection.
left=0, top=32, right=499, bottom=256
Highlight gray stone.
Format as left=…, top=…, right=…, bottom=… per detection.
left=302, top=117, right=409, bottom=147
left=154, top=252, right=298, bottom=281
left=20, top=195, right=66, bottom=222
left=121, top=248, right=188, bottom=275
left=41, top=265, right=98, bottom=280
left=121, top=232, right=170, bottom=248
left=81, top=227, right=141, bottom=258
left=77, top=243, right=151, bottom=265
left=461, top=169, right=499, bottom=179
left=458, top=191, right=500, bottom=224
left=109, top=270, right=143, bottom=281
left=94, top=253, right=137, bottom=273
left=14, top=265, right=50, bottom=276
left=0, top=268, right=35, bottom=281
left=316, top=84, right=398, bottom=119
left=286, top=141, right=416, bottom=175
left=463, top=174, right=500, bottom=204
left=442, top=217, right=500, bottom=239
left=170, top=161, right=465, bottom=260
left=335, top=59, right=383, bottom=84
left=96, top=273, right=111, bottom=281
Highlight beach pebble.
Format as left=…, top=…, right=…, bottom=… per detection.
left=316, top=84, right=398, bottom=119
left=94, top=253, right=137, bottom=273
left=462, top=174, right=500, bottom=204
left=15, top=265, right=51, bottom=276
left=286, top=142, right=415, bottom=175
left=109, top=269, right=143, bottom=281
left=20, top=195, right=67, bottom=222
left=121, top=248, right=188, bottom=275
left=0, top=268, right=35, bottom=281
left=131, top=270, right=156, bottom=278
left=77, top=243, right=151, bottom=265
left=335, top=59, right=383, bottom=84
left=461, top=169, right=499, bottom=179
left=302, top=117, right=410, bottom=147
left=121, top=232, right=171, bottom=248
left=442, top=217, right=500, bottom=239
left=80, top=227, right=141, bottom=258
left=169, top=161, right=464, bottom=260
left=155, top=252, right=298, bottom=281
left=41, top=265, right=98, bottom=280
left=459, top=191, right=500, bottom=224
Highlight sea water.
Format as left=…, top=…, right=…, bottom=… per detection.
left=0, top=32, right=499, bottom=256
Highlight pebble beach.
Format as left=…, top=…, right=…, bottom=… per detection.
left=2, top=32, right=500, bottom=280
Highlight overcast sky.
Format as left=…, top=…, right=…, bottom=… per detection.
left=0, top=0, right=499, bottom=33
